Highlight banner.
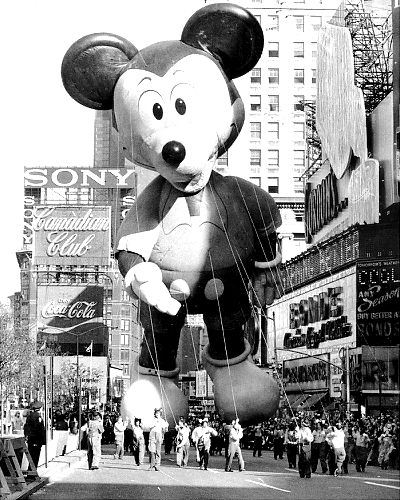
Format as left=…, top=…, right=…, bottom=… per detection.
left=37, top=285, right=106, bottom=355
left=32, top=205, right=111, bottom=265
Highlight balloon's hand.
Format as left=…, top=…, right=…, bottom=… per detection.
left=124, top=262, right=181, bottom=315
left=253, top=252, right=283, bottom=307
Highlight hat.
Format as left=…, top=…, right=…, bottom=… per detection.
left=31, top=400, right=43, bottom=410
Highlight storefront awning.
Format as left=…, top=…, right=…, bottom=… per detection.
left=301, top=392, right=328, bottom=410
left=282, top=393, right=310, bottom=408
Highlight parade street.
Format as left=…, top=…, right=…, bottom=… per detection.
left=30, top=446, right=400, bottom=500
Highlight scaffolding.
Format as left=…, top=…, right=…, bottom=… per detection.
left=345, top=0, right=393, bottom=114
left=303, top=0, right=393, bottom=180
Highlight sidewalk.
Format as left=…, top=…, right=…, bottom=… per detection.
left=8, top=450, right=87, bottom=500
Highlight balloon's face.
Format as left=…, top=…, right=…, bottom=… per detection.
left=114, top=44, right=243, bottom=194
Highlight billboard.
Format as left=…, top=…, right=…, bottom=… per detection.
left=32, top=205, right=111, bottom=265
left=356, top=259, right=400, bottom=346
left=283, top=354, right=329, bottom=392
left=37, top=285, right=107, bottom=355
left=25, top=167, right=135, bottom=189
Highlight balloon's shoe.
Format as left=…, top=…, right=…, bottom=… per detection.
left=121, top=365, right=188, bottom=428
left=202, top=339, right=280, bottom=424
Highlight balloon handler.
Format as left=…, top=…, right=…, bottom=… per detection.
left=61, top=3, right=282, bottom=427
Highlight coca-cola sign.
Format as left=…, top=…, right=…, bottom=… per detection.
left=37, top=285, right=104, bottom=342
left=32, top=206, right=111, bottom=265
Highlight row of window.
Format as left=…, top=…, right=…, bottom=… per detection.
left=260, top=42, right=317, bottom=59
left=254, top=14, right=323, bottom=32
left=250, top=149, right=305, bottom=168
left=250, top=122, right=305, bottom=141
left=250, top=68, right=316, bottom=88
left=249, top=176, right=304, bottom=195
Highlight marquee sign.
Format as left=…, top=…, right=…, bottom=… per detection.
left=32, top=206, right=111, bottom=265
left=24, top=167, right=135, bottom=188
left=283, top=354, right=329, bottom=392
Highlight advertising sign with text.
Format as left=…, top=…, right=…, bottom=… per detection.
left=37, top=285, right=106, bottom=355
left=356, top=260, right=400, bottom=346
left=283, top=354, right=329, bottom=392
left=32, top=206, right=111, bottom=265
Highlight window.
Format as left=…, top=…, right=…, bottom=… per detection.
left=268, top=68, right=279, bottom=85
left=294, top=16, right=304, bottom=32
left=121, top=306, right=131, bottom=317
left=268, top=95, right=279, bottom=112
left=294, top=95, right=304, bottom=112
left=294, top=69, right=304, bottom=85
left=267, top=15, right=279, bottom=31
left=121, top=290, right=130, bottom=301
left=294, top=149, right=305, bottom=171
left=268, top=42, right=279, bottom=58
left=251, top=68, right=261, bottom=84
left=293, top=122, right=305, bottom=141
left=105, top=318, right=112, bottom=328
left=217, top=151, right=228, bottom=166
left=311, top=43, right=317, bottom=59
left=122, top=364, right=129, bottom=376
left=121, top=350, right=130, bottom=362
left=311, top=16, right=322, bottom=31
left=109, top=332, right=113, bottom=344
left=250, top=122, right=261, bottom=139
left=293, top=42, right=304, bottom=58
left=267, top=122, right=279, bottom=141
left=250, top=95, right=261, bottom=111
left=250, top=177, right=261, bottom=187
left=267, top=150, right=279, bottom=168
left=311, top=69, right=317, bottom=84
left=120, top=333, right=130, bottom=346
left=250, top=149, right=261, bottom=167
left=293, top=177, right=304, bottom=194
left=268, top=177, right=279, bottom=194
left=120, top=318, right=130, bottom=331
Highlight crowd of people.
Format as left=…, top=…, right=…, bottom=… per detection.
left=20, top=402, right=399, bottom=478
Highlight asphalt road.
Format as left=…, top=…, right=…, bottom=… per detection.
left=30, top=445, right=400, bottom=500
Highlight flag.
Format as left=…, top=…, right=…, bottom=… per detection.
left=86, top=341, right=93, bottom=353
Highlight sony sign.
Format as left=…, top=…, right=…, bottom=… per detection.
left=24, top=167, right=136, bottom=188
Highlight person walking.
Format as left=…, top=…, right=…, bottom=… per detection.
left=225, top=419, right=245, bottom=472
left=23, top=402, right=46, bottom=468
left=192, top=418, right=217, bottom=471
left=326, top=421, right=346, bottom=477
left=148, top=408, right=168, bottom=471
left=133, top=418, right=146, bottom=466
left=285, top=421, right=298, bottom=469
left=311, top=420, right=328, bottom=474
left=353, top=425, right=370, bottom=472
left=175, top=417, right=190, bottom=467
left=273, top=424, right=285, bottom=460
left=253, top=424, right=263, bottom=457
left=378, top=428, right=394, bottom=470
left=296, top=418, right=313, bottom=479
left=113, top=415, right=127, bottom=460
left=87, top=411, right=104, bottom=470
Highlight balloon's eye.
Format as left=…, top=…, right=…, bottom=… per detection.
left=153, top=103, right=163, bottom=120
left=175, top=98, right=186, bottom=115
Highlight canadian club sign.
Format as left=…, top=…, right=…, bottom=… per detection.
left=37, top=285, right=106, bottom=354
left=32, top=206, right=111, bottom=265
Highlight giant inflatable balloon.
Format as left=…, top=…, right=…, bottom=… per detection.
left=62, top=3, right=282, bottom=427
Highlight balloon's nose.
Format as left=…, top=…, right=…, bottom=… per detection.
left=162, top=141, right=186, bottom=167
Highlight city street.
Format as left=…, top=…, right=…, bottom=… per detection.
left=30, top=446, right=400, bottom=500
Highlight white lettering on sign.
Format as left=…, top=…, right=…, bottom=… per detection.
left=46, top=232, right=96, bottom=258
left=41, top=299, right=98, bottom=319
left=24, top=168, right=135, bottom=188
left=32, top=207, right=110, bottom=232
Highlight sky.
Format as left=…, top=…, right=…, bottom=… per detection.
left=0, top=0, right=208, bottom=304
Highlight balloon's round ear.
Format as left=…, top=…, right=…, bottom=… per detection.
left=181, top=3, right=263, bottom=80
left=61, top=33, right=138, bottom=110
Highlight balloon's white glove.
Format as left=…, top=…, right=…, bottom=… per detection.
left=253, top=252, right=283, bottom=308
left=124, top=262, right=181, bottom=315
